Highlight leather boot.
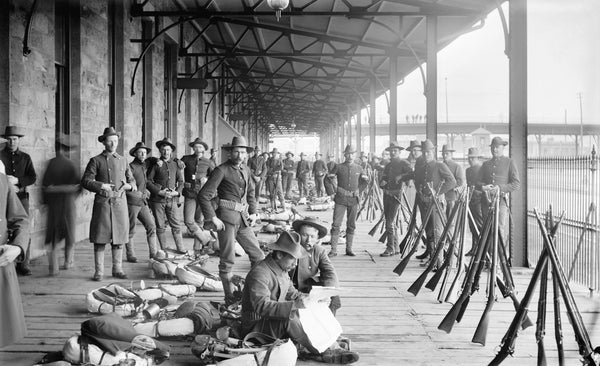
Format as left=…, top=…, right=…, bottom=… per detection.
left=125, top=242, right=138, bottom=263
left=157, top=231, right=170, bottom=250
left=47, top=245, right=59, bottom=276
left=93, top=244, right=105, bottom=281
left=63, top=238, right=74, bottom=269
left=220, top=273, right=236, bottom=305
left=415, top=241, right=431, bottom=260
left=111, top=245, right=128, bottom=279
left=345, top=234, right=355, bottom=256
left=147, top=234, right=158, bottom=259
left=173, top=232, right=186, bottom=252
left=328, top=234, right=339, bottom=257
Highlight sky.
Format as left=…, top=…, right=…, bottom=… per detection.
left=273, top=0, right=600, bottom=155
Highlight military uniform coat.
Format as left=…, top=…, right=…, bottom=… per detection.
left=443, top=160, right=465, bottom=202
left=180, top=155, right=214, bottom=199
left=0, top=174, right=29, bottom=347
left=291, top=244, right=338, bottom=292
left=82, top=151, right=135, bottom=244
left=330, top=161, right=366, bottom=206
left=147, top=158, right=185, bottom=203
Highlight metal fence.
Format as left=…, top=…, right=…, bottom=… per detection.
left=527, top=148, right=600, bottom=291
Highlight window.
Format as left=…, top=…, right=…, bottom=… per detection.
left=55, top=0, right=70, bottom=140
left=107, top=0, right=115, bottom=128
left=163, top=41, right=176, bottom=138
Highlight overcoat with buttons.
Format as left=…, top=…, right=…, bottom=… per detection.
left=291, top=244, right=338, bottom=292
left=82, top=151, right=135, bottom=244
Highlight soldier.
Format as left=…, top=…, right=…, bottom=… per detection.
left=147, top=138, right=185, bottom=252
left=0, top=126, right=36, bottom=276
left=477, top=136, right=520, bottom=249
left=282, top=151, right=296, bottom=199
left=247, top=146, right=267, bottom=199
left=379, top=142, right=412, bottom=257
left=465, top=147, right=484, bottom=256
left=324, top=153, right=337, bottom=196
left=82, top=127, right=135, bottom=281
left=209, top=148, right=218, bottom=167
left=265, top=148, right=286, bottom=212
left=181, top=138, right=214, bottom=254
left=296, top=152, right=311, bottom=199
left=357, top=152, right=372, bottom=193
left=312, top=152, right=327, bottom=197
left=328, top=145, right=368, bottom=257
left=406, top=140, right=423, bottom=169
left=198, top=136, right=265, bottom=305
left=441, top=144, right=466, bottom=236
left=125, top=142, right=158, bottom=261
left=411, top=140, right=456, bottom=266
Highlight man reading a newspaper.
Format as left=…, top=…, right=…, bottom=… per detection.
left=241, top=231, right=358, bottom=364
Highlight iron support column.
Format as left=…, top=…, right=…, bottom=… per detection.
left=347, top=109, right=353, bottom=147
left=389, top=55, right=398, bottom=141
left=356, top=98, right=362, bottom=153
left=426, top=15, right=438, bottom=146
left=370, top=77, right=377, bottom=154
left=339, top=119, right=345, bottom=155
left=509, top=0, right=528, bottom=267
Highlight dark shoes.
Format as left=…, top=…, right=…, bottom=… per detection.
left=112, top=272, right=128, bottom=279
left=126, top=256, right=138, bottom=263
left=328, top=251, right=338, bottom=257
left=310, top=348, right=360, bottom=364
left=380, top=250, right=394, bottom=257
left=415, top=249, right=430, bottom=260
left=16, top=262, right=32, bottom=276
left=345, top=251, right=356, bottom=257
left=92, top=273, right=103, bottom=281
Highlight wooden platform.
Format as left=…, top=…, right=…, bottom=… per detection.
left=2, top=204, right=600, bottom=366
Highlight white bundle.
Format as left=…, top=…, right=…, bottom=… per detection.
left=148, top=258, right=179, bottom=278
left=136, top=288, right=177, bottom=305
left=134, top=318, right=195, bottom=338
left=62, top=336, right=150, bottom=366
left=86, top=285, right=142, bottom=317
left=159, top=283, right=196, bottom=297
left=176, top=266, right=223, bottom=292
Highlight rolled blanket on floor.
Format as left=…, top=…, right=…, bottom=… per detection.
left=148, top=258, right=180, bottom=279
left=136, top=288, right=177, bottom=305
left=159, top=283, right=196, bottom=297
left=185, top=301, right=222, bottom=334
left=86, top=284, right=144, bottom=317
left=134, top=318, right=196, bottom=338
left=176, top=265, right=223, bottom=292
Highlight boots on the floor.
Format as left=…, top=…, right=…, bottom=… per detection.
left=93, top=244, right=105, bottom=281
left=111, top=244, right=128, bottom=279
left=345, top=234, right=355, bottom=256
left=125, top=242, right=138, bottom=263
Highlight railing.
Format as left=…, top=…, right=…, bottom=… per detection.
left=527, top=148, right=599, bottom=291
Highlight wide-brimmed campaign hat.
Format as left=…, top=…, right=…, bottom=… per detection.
left=285, top=151, right=294, bottom=157
left=292, top=217, right=328, bottom=239
left=189, top=137, right=209, bottom=150
left=406, top=140, right=421, bottom=151
left=268, top=231, right=306, bottom=259
left=441, top=144, right=455, bottom=153
left=467, top=147, right=483, bottom=158
left=343, top=144, right=356, bottom=154
left=1, top=125, right=24, bottom=138
left=421, top=139, right=436, bottom=152
left=385, top=141, right=404, bottom=152
left=270, top=148, right=280, bottom=155
left=129, top=141, right=152, bottom=156
left=156, top=137, right=176, bottom=150
left=223, top=136, right=253, bottom=152
left=490, top=136, right=508, bottom=147
left=97, top=127, right=119, bottom=142
left=56, top=132, right=78, bottom=149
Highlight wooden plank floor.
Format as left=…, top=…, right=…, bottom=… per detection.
left=2, top=203, right=600, bottom=365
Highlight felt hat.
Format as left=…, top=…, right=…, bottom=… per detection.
left=441, top=144, right=455, bottom=153
left=385, top=141, right=404, bottom=152
left=268, top=231, right=306, bottom=259
left=406, top=140, right=421, bottom=151
left=490, top=136, right=508, bottom=147
left=467, top=147, right=483, bottom=158
left=156, top=137, right=176, bottom=150
left=97, top=127, right=119, bottom=142
left=129, top=141, right=152, bottom=156
left=270, top=148, right=279, bottom=154
left=223, top=136, right=253, bottom=152
left=56, top=132, right=77, bottom=149
left=285, top=151, right=294, bottom=157
left=189, top=137, right=209, bottom=150
left=421, top=139, right=435, bottom=152
left=292, top=217, right=328, bottom=239
left=343, top=144, right=356, bottom=154
left=300, top=152, right=307, bottom=157
left=1, top=125, right=25, bottom=138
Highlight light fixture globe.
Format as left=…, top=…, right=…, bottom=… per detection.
left=266, top=0, right=289, bottom=21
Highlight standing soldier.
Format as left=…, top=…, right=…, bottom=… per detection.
left=441, top=144, right=466, bottom=233
left=198, top=136, right=265, bottom=305
left=282, top=151, right=296, bottom=199
left=265, top=148, right=286, bottom=212
left=412, top=140, right=456, bottom=266
left=296, top=152, right=311, bottom=199
left=477, top=137, right=520, bottom=250
left=465, top=147, right=484, bottom=256
left=147, top=138, right=185, bottom=252
left=181, top=138, right=214, bottom=255
left=328, top=145, right=368, bottom=257
left=42, top=135, right=80, bottom=275
left=406, top=140, right=423, bottom=169
left=82, top=127, right=135, bottom=281
left=125, top=142, right=158, bottom=261
left=0, top=126, right=36, bottom=276
left=312, top=152, right=327, bottom=197
left=379, top=142, right=412, bottom=257
left=324, top=153, right=337, bottom=196
left=247, top=146, right=267, bottom=199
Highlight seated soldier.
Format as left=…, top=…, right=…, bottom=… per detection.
left=240, top=231, right=359, bottom=364
left=290, top=217, right=341, bottom=315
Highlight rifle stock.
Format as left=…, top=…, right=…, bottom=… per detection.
left=393, top=201, right=435, bottom=277
left=368, top=216, right=384, bottom=236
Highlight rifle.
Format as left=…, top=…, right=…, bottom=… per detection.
left=368, top=214, right=385, bottom=237
left=535, top=211, right=551, bottom=366
left=408, top=193, right=464, bottom=296
left=392, top=200, right=435, bottom=277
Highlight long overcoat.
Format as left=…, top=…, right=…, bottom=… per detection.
left=82, top=151, right=134, bottom=244
left=0, top=174, right=29, bottom=347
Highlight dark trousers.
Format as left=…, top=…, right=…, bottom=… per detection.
left=297, top=176, right=309, bottom=198
left=282, top=172, right=293, bottom=198
left=244, top=313, right=318, bottom=354
left=468, top=198, right=483, bottom=250
left=324, top=176, right=336, bottom=196
left=267, top=176, right=285, bottom=210
left=19, top=196, right=30, bottom=266
left=128, top=203, right=158, bottom=256
left=383, top=194, right=401, bottom=253
left=255, top=178, right=264, bottom=198
left=331, top=202, right=357, bottom=237
left=314, top=175, right=325, bottom=197
left=417, top=195, right=446, bottom=263
left=217, top=221, right=265, bottom=276
left=481, top=197, right=509, bottom=250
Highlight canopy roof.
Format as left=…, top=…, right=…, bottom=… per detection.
left=132, top=0, right=500, bottom=135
